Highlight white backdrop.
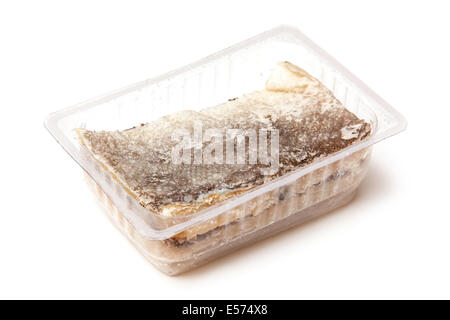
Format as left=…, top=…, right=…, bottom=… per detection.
left=1, top=0, right=449, bottom=299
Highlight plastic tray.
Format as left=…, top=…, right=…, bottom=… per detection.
left=45, top=25, right=406, bottom=275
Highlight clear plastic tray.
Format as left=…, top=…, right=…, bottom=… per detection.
left=45, top=25, right=406, bottom=275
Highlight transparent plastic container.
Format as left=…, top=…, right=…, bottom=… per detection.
left=45, top=25, right=406, bottom=275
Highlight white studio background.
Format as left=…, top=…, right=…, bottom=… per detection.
left=0, top=0, right=449, bottom=299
